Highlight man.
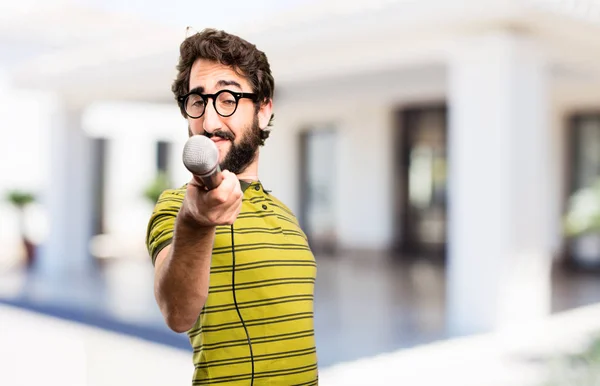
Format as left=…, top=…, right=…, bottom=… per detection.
left=146, top=28, right=319, bottom=385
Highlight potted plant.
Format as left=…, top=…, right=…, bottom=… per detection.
left=143, top=171, right=172, bottom=204
left=6, top=190, right=36, bottom=269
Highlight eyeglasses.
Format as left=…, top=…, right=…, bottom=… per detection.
left=178, top=90, right=257, bottom=119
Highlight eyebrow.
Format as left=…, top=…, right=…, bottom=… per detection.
left=188, top=80, right=243, bottom=95
left=217, top=80, right=242, bottom=89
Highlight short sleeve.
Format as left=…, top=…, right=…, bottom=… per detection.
left=145, top=187, right=186, bottom=265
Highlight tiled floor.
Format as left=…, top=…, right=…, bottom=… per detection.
left=0, top=254, right=599, bottom=369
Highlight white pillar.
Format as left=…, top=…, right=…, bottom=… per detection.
left=336, top=106, right=394, bottom=251
left=169, top=135, right=192, bottom=188
left=37, top=104, right=95, bottom=276
left=104, top=135, right=157, bottom=259
left=0, top=85, right=53, bottom=268
left=447, top=32, right=552, bottom=335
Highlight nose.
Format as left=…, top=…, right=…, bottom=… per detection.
left=202, top=99, right=222, bottom=134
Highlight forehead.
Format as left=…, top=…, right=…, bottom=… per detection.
left=189, top=58, right=251, bottom=91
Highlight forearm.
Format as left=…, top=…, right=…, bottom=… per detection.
left=154, top=214, right=215, bottom=333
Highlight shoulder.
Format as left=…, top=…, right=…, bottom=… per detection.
left=146, top=185, right=187, bottom=263
left=151, top=185, right=187, bottom=214
left=147, top=184, right=187, bottom=229
left=266, top=193, right=297, bottom=218
left=157, top=185, right=187, bottom=204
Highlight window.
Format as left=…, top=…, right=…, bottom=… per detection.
left=156, top=141, right=171, bottom=173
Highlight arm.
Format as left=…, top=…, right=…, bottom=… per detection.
left=152, top=170, right=242, bottom=333
left=153, top=224, right=215, bottom=333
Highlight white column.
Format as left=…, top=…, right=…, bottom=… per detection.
left=38, top=104, right=95, bottom=276
left=0, top=68, right=20, bottom=266
left=336, top=106, right=394, bottom=251
left=169, top=135, right=192, bottom=188
left=104, top=135, right=157, bottom=259
left=447, top=32, right=552, bottom=335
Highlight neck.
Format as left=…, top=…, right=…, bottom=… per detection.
left=237, top=152, right=260, bottom=182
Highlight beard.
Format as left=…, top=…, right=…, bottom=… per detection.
left=189, top=115, right=262, bottom=175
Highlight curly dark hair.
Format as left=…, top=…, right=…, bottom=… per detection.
left=172, top=28, right=275, bottom=144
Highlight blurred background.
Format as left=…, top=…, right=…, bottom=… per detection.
left=2, top=0, right=600, bottom=385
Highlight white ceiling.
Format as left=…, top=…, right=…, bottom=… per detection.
left=0, top=0, right=335, bottom=104
left=1, top=0, right=600, bottom=107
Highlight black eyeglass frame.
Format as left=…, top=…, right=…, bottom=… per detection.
left=177, top=89, right=258, bottom=119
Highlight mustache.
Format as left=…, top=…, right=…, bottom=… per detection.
left=203, top=130, right=235, bottom=141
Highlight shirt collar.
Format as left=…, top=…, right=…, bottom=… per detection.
left=240, top=179, right=260, bottom=193
left=240, top=180, right=251, bottom=193
left=239, top=180, right=270, bottom=195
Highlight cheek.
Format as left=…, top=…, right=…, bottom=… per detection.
left=221, top=117, right=241, bottom=137
left=188, top=118, right=204, bottom=135
left=225, top=108, right=253, bottom=135
left=216, top=140, right=232, bottom=161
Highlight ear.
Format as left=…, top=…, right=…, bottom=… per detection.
left=257, top=98, right=273, bottom=130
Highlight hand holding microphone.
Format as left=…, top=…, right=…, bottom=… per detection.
left=183, top=134, right=225, bottom=190
left=180, top=135, right=243, bottom=228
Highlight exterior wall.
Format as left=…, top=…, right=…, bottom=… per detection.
left=0, top=38, right=594, bottom=270
left=74, top=66, right=448, bottom=258
left=262, top=103, right=396, bottom=251
left=261, top=66, right=446, bottom=252
left=83, top=102, right=189, bottom=260
left=0, top=85, right=53, bottom=268
left=101, top=132, right=190, bottom=260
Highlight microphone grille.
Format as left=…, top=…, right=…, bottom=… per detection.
left=182, top=135, right=219, bottom=175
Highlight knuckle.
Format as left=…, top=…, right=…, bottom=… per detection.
left=213, top=192, right=227, bottom=204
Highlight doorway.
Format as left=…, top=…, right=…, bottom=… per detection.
left=565, top=114, right=600, bottom=269
left=299, top=128, right=338, bottom=255
left=394, top=106, right=448, bottom=259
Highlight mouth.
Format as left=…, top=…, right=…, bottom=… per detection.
left=211, top=137, right=229, bottom=144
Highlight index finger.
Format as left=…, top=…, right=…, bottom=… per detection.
left=204, top=170, right=238, bottom=206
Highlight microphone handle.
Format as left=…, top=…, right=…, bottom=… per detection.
left=195, top=164, right=224, bottom=190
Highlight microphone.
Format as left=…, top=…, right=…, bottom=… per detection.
left=182, top=135, right=224, bottom=190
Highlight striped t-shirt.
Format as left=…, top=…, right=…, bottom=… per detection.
left=146, top=180, right=319, bottom=385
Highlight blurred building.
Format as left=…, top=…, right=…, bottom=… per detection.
left=1, top=0, right=600, bottom=336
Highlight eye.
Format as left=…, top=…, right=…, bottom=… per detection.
left=186, top=94, right=204, bottom=106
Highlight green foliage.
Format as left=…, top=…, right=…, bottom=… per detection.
left=542, top=334, right=600, bottom=386
left=144, top=172, right=172, bottom=204
left=6, top=190, right=35, bottom=209
left=564, top=178, right=600, bottom=237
